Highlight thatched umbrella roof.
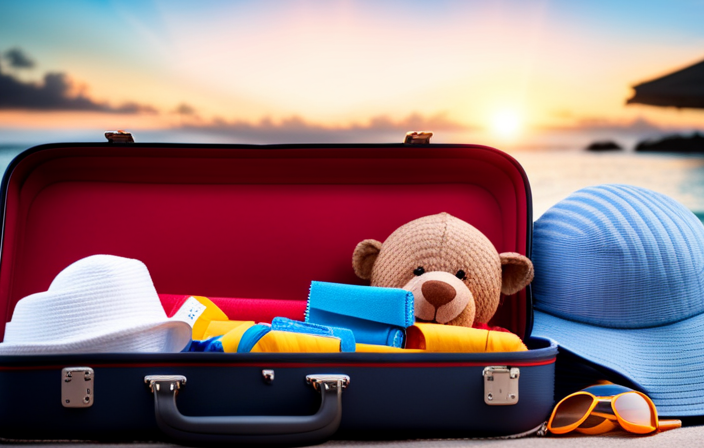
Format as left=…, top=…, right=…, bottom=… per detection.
left=627, top=58, right=704, bottom=109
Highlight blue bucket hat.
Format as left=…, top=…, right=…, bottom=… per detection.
left=531, top=184, right=704, bottom=417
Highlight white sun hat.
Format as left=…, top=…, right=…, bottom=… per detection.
left=0, top=255, right=192, bottom=355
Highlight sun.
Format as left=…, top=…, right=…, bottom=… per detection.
left=490, top=110, right=523, bottom=140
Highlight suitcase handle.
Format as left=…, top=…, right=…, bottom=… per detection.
left=145, top=374, right=349, bottom=445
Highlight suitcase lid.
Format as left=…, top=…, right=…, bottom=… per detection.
left=0, top=138, right=534, bottom=340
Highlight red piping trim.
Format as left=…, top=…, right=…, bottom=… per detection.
left=0, top=358, right=555, bottom=371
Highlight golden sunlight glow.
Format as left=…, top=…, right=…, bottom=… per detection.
left=490, top=110, right=524, bottom=140
left=4, top=2, right=704, bottom=142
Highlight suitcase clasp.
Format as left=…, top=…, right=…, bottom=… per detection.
left=61, top=367, right=94, bottom=408
left=105, top=130, right=135, bottom=143
left=482, top=366, right=519, bottom=406
left=404, top=131, right=433, bottom=144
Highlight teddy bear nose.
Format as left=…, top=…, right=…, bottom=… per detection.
left=421, top=280, right=457, bottom=308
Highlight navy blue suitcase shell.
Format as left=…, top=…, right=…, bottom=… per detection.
left=0, top=139, right=557, bottom=445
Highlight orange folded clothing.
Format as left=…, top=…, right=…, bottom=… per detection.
left=405, top=323, right=528, bottom=352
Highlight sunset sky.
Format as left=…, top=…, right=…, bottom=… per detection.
left=1, top=0, right=704, bottom=148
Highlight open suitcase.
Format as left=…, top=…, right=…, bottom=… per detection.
left=0, top=132, right=557, bottom=445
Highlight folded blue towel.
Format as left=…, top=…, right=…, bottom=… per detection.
left=305, top=281, right=414, bottom=348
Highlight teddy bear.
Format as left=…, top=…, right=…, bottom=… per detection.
left=352, top=212, right=534, bottom=328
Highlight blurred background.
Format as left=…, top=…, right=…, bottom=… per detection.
left=1, top=0, right=703, bottom=219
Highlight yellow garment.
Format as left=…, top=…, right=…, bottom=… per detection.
left=212, top=322, right=343, bottom=353
left=185, top=296, right=346, bottom=352
left=355, top=343, right=424, bottom=353
left=251, top=331, right=342, bottom=353
left=208, top=320, right=526, bottom=353
left=406, top=323, right=527, bottom=352
left=184, top=295, right=256, bottom=343
left=202, top=320, right=254, bottom=340
left=188, top=296, right=231, bottom=340
left=219, top=321, right=258, bottom=352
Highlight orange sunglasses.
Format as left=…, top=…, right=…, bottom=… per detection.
left=548, top=383, right=682, bottom=435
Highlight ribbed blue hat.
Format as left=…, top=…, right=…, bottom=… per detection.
left=531, top=184, right=704, bottom=417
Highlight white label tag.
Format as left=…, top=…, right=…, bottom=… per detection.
left=171, top=296, right=207, bottom=328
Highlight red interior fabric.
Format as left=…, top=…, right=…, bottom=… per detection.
left=0, top=145, right=529, bottom=339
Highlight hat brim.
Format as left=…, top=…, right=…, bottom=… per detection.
left=0, top=319, right=191, bottom=355
left=533, top=310, right=704, bottom=417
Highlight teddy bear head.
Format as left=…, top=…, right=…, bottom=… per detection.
left=352, top=212, right=534, bottom=327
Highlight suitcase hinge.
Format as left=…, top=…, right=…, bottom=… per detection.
left=483, top=366, right=519, bottom=406
left=404, top=131, right=433, bottom=144
left=105, top=130, right=135, bottom=143
left=61, top=367, right=94, bottom=408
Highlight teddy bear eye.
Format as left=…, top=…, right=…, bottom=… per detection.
left=413, top=266, right=425, bottom=276
left=456, top=270, right=467, bottom=280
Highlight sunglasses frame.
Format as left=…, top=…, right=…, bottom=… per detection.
left=548, top=389, right=658, bottom=435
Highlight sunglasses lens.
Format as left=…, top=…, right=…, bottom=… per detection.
left=579, top=414, right=608, bottom=429
left=613, top=393, right=655, bottom=428
left=552, top=394, right=594, bottom=429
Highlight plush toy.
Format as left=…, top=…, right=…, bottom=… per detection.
left=352, top=212, right=534, bottom=328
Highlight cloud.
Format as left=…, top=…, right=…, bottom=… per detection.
left=173, top=103, right=197, bottom=116
left=538, top=116, right=663, bottom=134
left=111, top=101, right=158, bottom=114
left=367, top=112, right=468, bottom=132
left=171, top=112, right=471, bottom=144
left=3, top=48, right=35, bottom=69
left=576, top=117, right=661, bottom=133
left=0, top=56, right=156, bottom=113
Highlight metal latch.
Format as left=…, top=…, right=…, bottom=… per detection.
left=483, top=366, right=519, bottom=406
left=144, top=375, right=187, bottom=393
left=61, top=367, right=94, bottom=408
left=105, top=130, right=135, bottom=143
left=262, top=369, right=275, bottom=384
left=404, top=131, right=433, bottom=144
left=305, top=374, right=350, bottom=392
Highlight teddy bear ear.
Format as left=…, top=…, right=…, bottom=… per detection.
left=352, top=239, right=383, bottom=280
left=499, top=252, right=535, bottom=295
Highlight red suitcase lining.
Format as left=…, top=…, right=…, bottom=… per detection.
left=0, top=144, right=530, bottom=341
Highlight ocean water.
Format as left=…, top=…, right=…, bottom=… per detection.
left=1, top=144, right=703, bottom=222
left=510, top=150, right=704, bottom=219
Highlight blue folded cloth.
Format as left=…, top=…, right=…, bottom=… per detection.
left=185, top=336, right=224, bottom=352
left=305, top=281, right=414, bottom=348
